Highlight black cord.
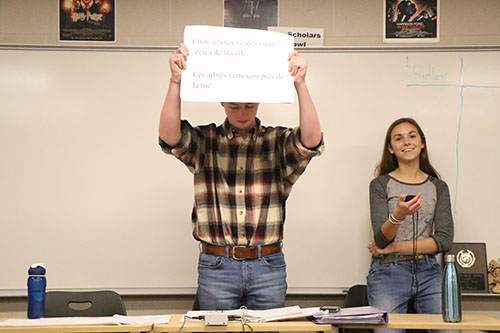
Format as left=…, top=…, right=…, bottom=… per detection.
left=411, top=213, right=416, bottom=299
left=415, top=211, right=419, bottom=299
left=410, top=211, right=420, bottom=302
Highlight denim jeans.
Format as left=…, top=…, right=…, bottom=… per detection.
left=196, top=251, right=287, bottom=310
left=367, top=256, right=460, bottom=333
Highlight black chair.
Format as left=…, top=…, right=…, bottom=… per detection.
left=339, top=284, right=372, bottom=333
left=192, top=293, right=200, bottom=310
left=343, top=285, right=369, bottom=309
left=340, top=284, right=424, bottom=333
left=45, top=290, right=126, bottom=317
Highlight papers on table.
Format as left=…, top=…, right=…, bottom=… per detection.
left=0, top=317, right=116, bottom=327
left=185, top=305, right=321, bottom=322
left=112, top=314, right=171, bottom=325
left=185, top=305, right=385, bottom=324
left=311, top=306, right=388, bottom=325
left=0, top=314, right=171, bottom=327
left=249, top=306, right=321, bottom=322
left=0, top=306, right=387, bottom=327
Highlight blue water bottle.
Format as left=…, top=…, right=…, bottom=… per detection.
left=442, top=254, right=462, bottom=322
left=27, top=264, right=47, bottom=319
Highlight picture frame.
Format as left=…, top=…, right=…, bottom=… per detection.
left=383, top=0, right=439, bottom=43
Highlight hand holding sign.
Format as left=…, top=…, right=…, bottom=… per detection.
left=288, top=50, right=309, bottom=85
left=169, top=43, right=189, bottom=82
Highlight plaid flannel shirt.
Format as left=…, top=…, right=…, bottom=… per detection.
left=160, top=118, right=324, bottom=246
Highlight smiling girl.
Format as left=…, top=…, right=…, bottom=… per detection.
left=366, top=118, right=455, bottom=333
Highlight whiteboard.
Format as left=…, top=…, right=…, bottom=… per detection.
left=1, top=48, right=499, bottom=295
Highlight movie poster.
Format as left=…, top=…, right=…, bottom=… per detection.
left=224, top=0, right=278, bottom=30
left=59, top=0, right=115, bottom=42
left=384, top=0, right=439, bottom=42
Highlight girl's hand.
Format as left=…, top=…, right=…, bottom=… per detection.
left=368, top=241, right=395, bottom=257
left=392, top=192, right=422, bottom=220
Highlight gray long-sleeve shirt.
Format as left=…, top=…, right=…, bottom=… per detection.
left=369, top=174, right=454, bottom=253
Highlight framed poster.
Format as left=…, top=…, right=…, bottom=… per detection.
left=384, top=0, right=439, bottom=42
left=224, top=0, right=278, bottom=30
left=59, top=0, right=115, bottom=42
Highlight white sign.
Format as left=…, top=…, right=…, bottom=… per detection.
left=268, top=26, right=324, bottom=48
left=181, top=25, right=294, bottom=103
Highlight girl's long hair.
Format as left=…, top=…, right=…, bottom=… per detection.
left=375, top=117, right=440, bottom=178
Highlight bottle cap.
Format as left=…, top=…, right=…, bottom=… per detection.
left=444, top=254, right=455, bottom=263
left=28, top=264, right=46, bottom=275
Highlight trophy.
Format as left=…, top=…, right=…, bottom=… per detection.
left=448, top=243, right=488, bottom=293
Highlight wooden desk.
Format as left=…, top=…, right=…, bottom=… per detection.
left=153, top=314, right=332, bottom=332
left=0, top=322, right=152, bottom=333
left=337, top=313, right=500, bottom=331
left=2, top=313, right=499, bottom=332
left=155, top=314, right=500, bottom=332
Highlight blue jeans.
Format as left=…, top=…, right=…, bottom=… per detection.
left=196, top=251, right=287, bottom=310
left=367, top=256, right=460, bottom=333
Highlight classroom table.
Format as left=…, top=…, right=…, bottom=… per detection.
left=0, top=322, right=152, bottom=333
left=1, top=313, right=500, bottom=332
left=153, top=314, right=332, bottom=332
left=154, top=313, right=500, bottom=332
left=337, top=313, right=500, bottom=331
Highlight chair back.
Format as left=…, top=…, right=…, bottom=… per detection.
left=339, top=284, right=372, bottom=333
left=343, top=284, right=369, bottom=308
left=45, top=290, right=126, bottom=317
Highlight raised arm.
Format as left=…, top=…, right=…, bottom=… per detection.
left=288, top=51, right=322, bottom=149
left=159, top=43, right=189, bottom=146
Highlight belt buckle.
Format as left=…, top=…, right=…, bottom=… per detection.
left=232, top=246, right=249, bottom=260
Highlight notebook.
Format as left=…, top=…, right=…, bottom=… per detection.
left=311, top=306, right=388, bottom=325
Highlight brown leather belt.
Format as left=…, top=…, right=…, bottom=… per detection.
left=379, top=254, right=435, bottom=265
left=201, top=243, right=282, bottom=260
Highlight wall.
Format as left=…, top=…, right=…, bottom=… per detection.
left=0, top=0, right=499, bottom=47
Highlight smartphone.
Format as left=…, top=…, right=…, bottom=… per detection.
left=404, top=194, right=416, bottom=202
left=320, top=306, right=341, bottom=313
